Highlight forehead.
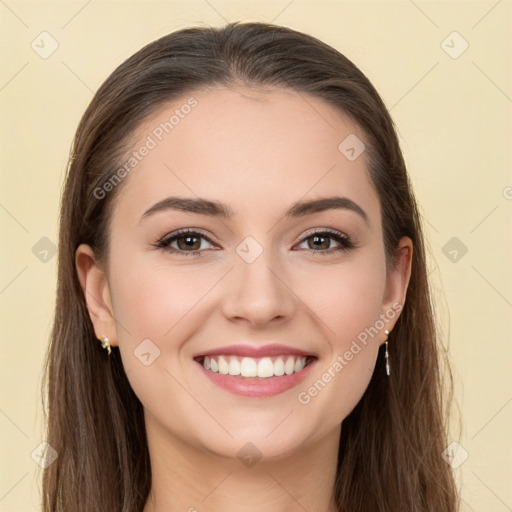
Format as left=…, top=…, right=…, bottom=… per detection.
left=112, top=85, right=379, bottom=227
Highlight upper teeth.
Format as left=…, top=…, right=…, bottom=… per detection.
left=203, top=355, right=308, bottom=378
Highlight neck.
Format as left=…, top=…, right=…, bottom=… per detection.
left=142, top=416, right=340, bottom=512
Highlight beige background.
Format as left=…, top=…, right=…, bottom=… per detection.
left=1, top=0, right=511, bottom=510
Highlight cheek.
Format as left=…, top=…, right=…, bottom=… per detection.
left=292, top=252, right=386, bottom=427
left=296, top=250, right=386, bottom=347
left=107, top=256, right=228, bottom=436
left=109, top=255, right=223, bottom=342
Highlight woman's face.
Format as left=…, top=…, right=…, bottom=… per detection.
left=77, top=85, right=412, bottom=461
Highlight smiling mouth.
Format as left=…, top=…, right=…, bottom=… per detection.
left=193, top=354, right=317, bottom=379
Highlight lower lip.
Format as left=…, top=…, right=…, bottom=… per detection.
left=195, top=358, right=317, bottom=398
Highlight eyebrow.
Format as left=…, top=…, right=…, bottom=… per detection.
left=140, top=195, right=370, bottom=226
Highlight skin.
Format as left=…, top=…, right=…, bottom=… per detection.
left=76, top=85, right=412, bottom=512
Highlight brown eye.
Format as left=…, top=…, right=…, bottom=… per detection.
left=175, top=234, right=202, bottom=251
left=295, top=230, right=355, bottom=254
left=155, top=229, right=216, bottom=256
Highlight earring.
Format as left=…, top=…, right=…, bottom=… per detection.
left=99, top=336, right=111, bottom=355
left=384, top=329, right=390, bottom=377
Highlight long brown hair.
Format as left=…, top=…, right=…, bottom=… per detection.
left=41, top=21, right=460, bottom=511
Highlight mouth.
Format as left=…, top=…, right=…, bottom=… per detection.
left=191, top=343, right=318, bottom=397
left=193, top=354, right=318, bottom=379
left=194, top=353, right=318, bottom=398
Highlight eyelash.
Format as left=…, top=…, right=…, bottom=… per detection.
left=153, top=228, right=356, bottom=257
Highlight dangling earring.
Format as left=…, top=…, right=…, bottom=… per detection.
left=384, top=329, right=390, bottom=377
left=99, top=336, right=111, bottom=355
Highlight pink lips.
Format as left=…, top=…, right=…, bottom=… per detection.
left=194, top=343, right=315, bottom=359
left=193, top=343, right=317, bottom=398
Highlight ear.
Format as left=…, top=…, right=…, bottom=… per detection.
left=380, top=236, right=413, bottom=343
left=75, top=243, right=118, bottom=347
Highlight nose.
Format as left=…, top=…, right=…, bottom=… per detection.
left=221, top=248, right=297, bottom=327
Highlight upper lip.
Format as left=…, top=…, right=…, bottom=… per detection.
left=193, top=344, right=317, bottom=359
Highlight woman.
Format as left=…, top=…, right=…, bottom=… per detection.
left=41, top=21, right=460, bottom=511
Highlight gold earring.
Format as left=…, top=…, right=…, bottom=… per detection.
left=99, top=336, right=111, bottom=355
left=384, top=329, right=390, bottom=377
